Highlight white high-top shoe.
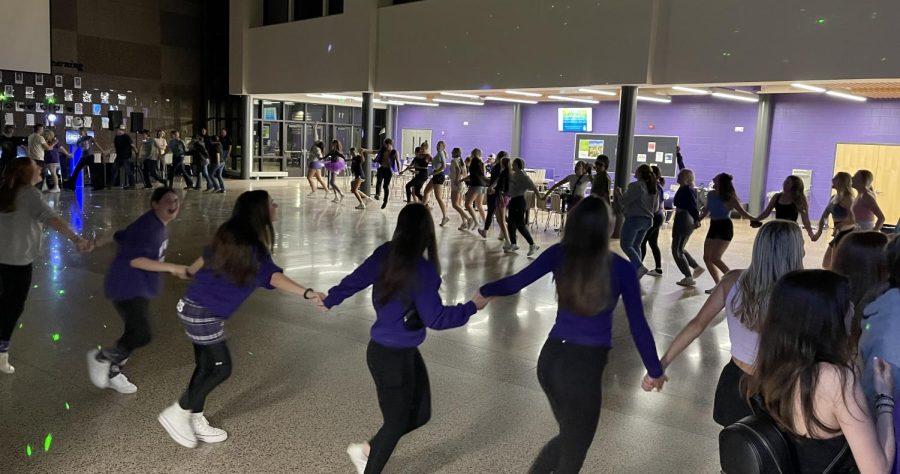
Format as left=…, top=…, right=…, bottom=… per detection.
left=158, top=402, right=198, bottom=448
left=0, top=352, right=14, bottom=374
left=191, top=413, right=228, bottom=443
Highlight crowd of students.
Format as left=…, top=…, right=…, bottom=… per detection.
left=1, top=132, right=900, bottom=472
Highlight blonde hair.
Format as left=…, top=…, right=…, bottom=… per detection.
left=856, top=169, right=875, bottom=192
left=677, top=168, right=694, bottom=186
left=731, top=220, right=805, bottom=330
left=833, top=172, right=854, bottom=203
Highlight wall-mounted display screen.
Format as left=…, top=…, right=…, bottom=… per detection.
left=558, top=108, right=592, bottom=132
left=577, top=138, right=606, bottom=159
left=263, top=106, right=278, bottom=121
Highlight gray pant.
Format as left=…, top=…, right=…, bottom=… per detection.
left=671, top=211, right=700, bottom=278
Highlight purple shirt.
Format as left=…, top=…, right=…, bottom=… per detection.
left=323, top=243, right=477, bottom=348
left=479, top=244, right=664, bottom=378
left=184, top=247, right=283, bottom=319
left=104, top=211, right=168, bottom=301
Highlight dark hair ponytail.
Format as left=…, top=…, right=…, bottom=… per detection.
left=636, top=164, right=657, bottom=195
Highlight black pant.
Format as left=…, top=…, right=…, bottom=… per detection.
left=179, top=341, right=232, bottom=413
left=375, top=167, right=392, bottom=202
left=671, top=211, right=700, bottom=278
left=365, top=341, right=432, bottom=473
left=530, top=338, right=609, bottom=474
left=142, top=159, right=166, bottom=187
left=641, top=213, right=664, bottom=270
left=114, top=160, right=133, bottom=187
left=405, top=173, right=427, bottom=202
left=168, top=159, right=193, bottom=188
left=483, top=192, right=498, bottom=231
left=100, top=298, right=152, bottom=376
left=507, top=196, right=534, bottom=246
left=713, top=360, right=753, bottom=427
left=66, top=157, right=90, bottom=188
left=0, top=263, right=33, bottom=351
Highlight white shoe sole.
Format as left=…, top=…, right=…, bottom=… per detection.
left=346, top=444, right=368, bottom=474
left=158, top=413, right=198, bottom=448
left=196, top=431, right=228, bottom=443
left=87, top=350, right=110, bottom=389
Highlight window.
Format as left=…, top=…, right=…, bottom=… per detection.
left=327, top=0, right=343, bottom=15
left=293, top=0, right=323, bottom=20
left=263, top=0, right=290, bottom=25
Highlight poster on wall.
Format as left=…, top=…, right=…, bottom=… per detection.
left=664, top=153, right=673, bottom=164
left=14, top=72, right=23, bottom=84
left=25, top=87, right=34, bottom=99
left=92, top=104, right=102, bottom=115
left=36, top=103, right=45, bottom=113
left=648, top=142, right=657, bottom=153
left=83, top=117, right=92, bottom=128
left=101, top=92, right=109, bottom=104
left=35, top=74, right=43, bottom=86
left=263, top=106, right=277, bottom=121
left=101, top=117, right=110, bottom=129
left=655, top=152, right=664, bottom=163
left=637, top=153, right=647, bottom=163
left=26, top=114, right=34, bottom=126
left=64, top=89, right=73, bottom=101
left=82, top=91, right=92, bottom=102
left=74, top=103, right=83, bottom=114
left=65, top=116, right=73, bottom=127
left=577, top=138, right=605, bottom=159
left=14, top=102, right=24, bottom=112
left=74, top=77, right=82, bottom=89
left=45, top=88, right=54, bottom=98
left=3, top=85, right=12, bottom=96
left=55, top=75, right=63, bottom=87
left=4, top=113, right=13, bottom=125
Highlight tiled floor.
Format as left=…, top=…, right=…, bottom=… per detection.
left=1, top=179, right=829, bottom=473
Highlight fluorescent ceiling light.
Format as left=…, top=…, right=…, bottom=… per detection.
left=711, top=92, right=758, bottom=103
left=825, top=90, right=867, bottom=102
left=440, top=92, right=481, bottom=99
left=381, top=93, right=427, bottom=100
left=433, top=98, right=484, bottom=106
left=402, top=101, right=439, bottom=107
left=577, top=88, right=617, bottom=96
left=791, top=83, right=827, bottom=93
left=483, top=96, right=539, bottom=104
left=672, top=86, right=710, bottom=95
left=637, top=95, right=672, bottom=104
left=373, top=99, right=405, bottom=106
left=548, top=95, right=599, bottom=104
left=505, top=90, right=543, bottom=97
left=308, top=93, right=359, bottom=101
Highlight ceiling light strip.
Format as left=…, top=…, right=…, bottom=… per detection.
left=636, top=95, right=672, bottom=104
left=791, top=83, right=827, bottom=93
left=547, top=95, right=599, bottom=104
left=483, top=96, right=539, bottom=104
left=402, top=101, right=439, bottom=107
left=440, top=92, right=481, bottom=99
left=825, top=90, right=867, bottom=102
left=577, top=88, right=617, bottom=96
left=380, top=93, right=428, bottom=101
left=505, top=90, right=543, bottom=97
left=433, top=98, right=484, bottom=106
left=672, top=86, right=710, bottom=95
left=710, top=92, right=758, bottom=103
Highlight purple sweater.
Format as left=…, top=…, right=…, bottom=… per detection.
left=184, top=247, right=283, bottom=319
left=323, top=243, right=477, bottom=348
left=104, top=211, right=168, bottom=301
left=479, top=244, right=664, bottom=378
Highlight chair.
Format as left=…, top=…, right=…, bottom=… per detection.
left=525, top=190, right=539, bottom=228
left=545, top=193, right=564, bottom=232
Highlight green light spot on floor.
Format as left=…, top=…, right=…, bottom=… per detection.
left=33, top=284, right=39, bottom=289
left=65, top=402, right=70, bottom=410
left=816, top=18, right=826, bottom=24
left=26, top=444, right=32, bottom=457
left=51, top=333, right=60, bottom=342
left=58, top=289, right=66, bottom=296
left=44, top=433, right=53, bottom=452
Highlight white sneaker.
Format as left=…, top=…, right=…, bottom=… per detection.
left=50, top=188, right=61, bottom=193
left=108, top=373, right=138, bottom=394
left=692, top=267, right=706, bottom=279
left=505, top=244, right=519, bottom=253
left=440, top=217, right=450, bottom=227
left=676, top=277, right=696, bottom=287
left=637, top=266, right=649, bottom=278
left=332, top=197, right=340, bottom=203
left=346, top=443, right=368, bottom=474
left=527, top=244, right=540, bottom=257
left=355, top=203, right=366, bottom=210
left=191, top=413, right=228, bottom=443
left=647, top=269, right=663, bottom=277
left=87, top=349, right=110, bottom=388
left=159, top=402, right=198, bottom=448
left=502, top=242, right=512, bottom=251
left=0, top=352, right=14, bottom=374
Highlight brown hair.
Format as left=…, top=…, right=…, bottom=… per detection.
left=555, top=197, right=612, bottom=315
left=635, top=164, right=658, bottom=195
left=376, top=204, right=439, bottom=305
left=208, top=190, right=275, bottom=286
left=784, top=175, right=809, bottom=213
left=0, top=158, right=38, bottom=213
left=833, top=231, right=889, bottom=346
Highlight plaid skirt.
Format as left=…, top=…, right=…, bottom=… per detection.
left=176, top=298, right=226, bottom=345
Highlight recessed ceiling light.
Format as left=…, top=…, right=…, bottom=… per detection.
left=577, top=88, right=617, bottom=96
left=381, top=93, right=427, bottom=101
left=672, top=86, right=711, bottom=95
left=483, top=96, right=539, bottom=104
left=548, top=95, right=600, bottom=104
left=440, top=92, right=481, bottom=99
left=433, top=98, right=484, bottom=106
left=505, top=90, right=543, bottom=97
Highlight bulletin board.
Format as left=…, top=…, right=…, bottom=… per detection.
left=572, top=133, right=679, bottom=177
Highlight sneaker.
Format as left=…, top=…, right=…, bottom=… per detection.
left=636, top=266, right=649, bottom=279
left=505, top=244, right=519, bottom=253
left=332, top=198, right=340, bottom=203
left=647, top=269, right=663, bottom=277
left=440, top=217, right=450, bottom=227
left=0, top=352, right=14, bottom=374
left=216, top=189, right=225, bottom=194
left=692, top=267, right=706, bottom=279
left=477, top=229, right=487, bottom=238
left=502, top=242, right=512, bottom=252
left=676, top=277, right=696, bottom=287
left=355, top=204, right=366, bottom=210
left=705, top=288, right=715, bottom=294
left=347, top=443, right=368, bottom=474
left=527, top=244, right=540, bottom=257
left=307, top=191, right=316, bottom=197
left=381, top=201, right=387, bottom=210
left=191, top=413, right=228, bottom=443
left=87, top=349, right=110, bottom=389
left=458, top=221, right=469, bottom=231
left=108, top=373, right=138, bottom=394
left=50, top=188, right=61, bottom=193
left=374, top=195, right=381, bottom=201
left=159, top=402, right=198, bottom=448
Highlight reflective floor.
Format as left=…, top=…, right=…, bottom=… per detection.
left=1, top=179, right=828, bottom=473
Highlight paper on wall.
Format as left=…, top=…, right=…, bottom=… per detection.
left=74, top=103, right=83, bottom=114
left=637, top=153, right=647, bottom=163
left=655, top=151, right=664, bottom=163
left=83, top=117, right=93, bottom=128
left=26, top=114, right=34, bottom=126
left=4, top=113, right=13, bottom=125
left=102, top=117, right=110, bottom=129
left=648, top=142, right=657, bottom=153
left=664, top=153, right=673, bottom=164
left=65, top=116, right=73, bottom=127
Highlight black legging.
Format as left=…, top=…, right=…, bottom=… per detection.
left=99, top=298, right=152, bottom=376
left=530, top=338, right=609, bottom=474
left=365, top=341, right=431, bottom=473
left=179, top=341, right=232, bottom=413
left=483, top=192, right=498, bottom=231
left=641, top=213, right=664, bottom=270
left=671, top=211, right=700, bottom=278
left=168, top=159, right=194, bottom=188
left=713, top=360, right=753, bottom=427
left=405, top=173, right=427, bottom=202
left=375, top=167, right=392, bottom=204
left=507, top=195, right=534, bottom=246
left=66, top=157, right=91, bottom=188
left=0, top=263, right=33, bottom=352
left=142, top=159, right=166, bottom=187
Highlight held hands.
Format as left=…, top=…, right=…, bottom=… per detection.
left=873, top=357, right=895, bottom=396
left=471, top=290, right=493, bottom=310
left=169, top=264, right=191, bottom=280
left=74, top=237, right=94, bottom=253
left=641, top=373, right=669, bottom=392
left=312, top=291, right=328, bottom=312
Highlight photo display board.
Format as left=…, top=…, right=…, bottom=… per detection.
left=573, top=133, right=679, bottom=177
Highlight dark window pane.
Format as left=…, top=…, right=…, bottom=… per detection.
left=327, top=0, right=343, bottom=15
left=263, top=0, right=290, bottom=25
left=307, top=103, right=326, bottom=122
left=253, top=100, right=262, bottom=119
left=334, top=106, right=352, bottom=124
left=261, top=101, right=282, bottom=121
left=285, top=103, right=305, bottom=121
left=294, top=0, right=323, bottom=20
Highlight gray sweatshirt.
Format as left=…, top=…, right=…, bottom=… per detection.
left=507, top=171, right=538, bottom=198
left=859, top=288, right=900, bottom=403
left=0, top=187, right=58, bottom=265
left=619, top=181, right=660, bottom=219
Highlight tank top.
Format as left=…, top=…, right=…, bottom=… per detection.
left=725, top=277, right=759, bottom=366
left=792, top=434, right=855, bottom=474
left=707, top=192, right=731, bottom=220
left=832, top=200, right=849, bottom=222
left=774, top=194, right=800, bottom=222
left=852, top=194, right=876, bottom=229
left=432, top=150, right=446, bottom=174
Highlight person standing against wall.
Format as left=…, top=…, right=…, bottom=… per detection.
left=167, top=130, right=193, bottom=189
left=113, top=127, right=136, bottom=189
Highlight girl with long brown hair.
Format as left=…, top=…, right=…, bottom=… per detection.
left=0, top=158, right=91, bottom=374
left=158, top=190, right=321, bottom=449
left=615, top=164, right=660, bottom=277
left=480, top=197, right=665, bottom=472
left=700, top=173, right=755, bottom=292
left=317, top=203, right=490, bottom=473
left=752, top=175, right=816, bottom=239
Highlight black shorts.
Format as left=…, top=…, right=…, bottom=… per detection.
left=431, top=173, right=445, bottom=185
left=829, top=227, right=855, bottom=248
left=352, top=170, right=364, bottom=180
left=706, top=219, right=734, bottom=241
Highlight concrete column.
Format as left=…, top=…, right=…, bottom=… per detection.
left=749, top=94, right=775, bottom=215
left=386, top=105, right=395, bottom=142
left=612, top=86, right=637, bottom=238
left=240, top=95, right=252, bottom=179
left=361, top=92, right=374, bottom=194
left=511, top=103, right=522, bottom=157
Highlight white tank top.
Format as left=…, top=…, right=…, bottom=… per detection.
left=725, top=276, right=760, bottom=366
